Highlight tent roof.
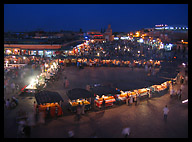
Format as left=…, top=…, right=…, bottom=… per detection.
left=66, top=88, right=94, bottom=100
left=35, top=90, right=63, bottom=105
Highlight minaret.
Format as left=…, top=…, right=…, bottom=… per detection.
left=105, top=24, right=113, bottom=41
left=107, top=24, right=112, bottom=35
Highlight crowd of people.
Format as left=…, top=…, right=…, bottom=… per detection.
left=169, top=68, right=188, bottom=100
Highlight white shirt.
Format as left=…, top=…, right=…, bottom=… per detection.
left=181, top=84, right=184, bottom=90
left=11, top=83, right=15, bottom=89
left=6, top=100, right=10, bottom=107
left=122, top=127, right=130, bottom=136
left=163, top=107, right=169, bottom=115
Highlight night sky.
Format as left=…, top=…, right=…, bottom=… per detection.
left=4, top=4, right=188, bottom=33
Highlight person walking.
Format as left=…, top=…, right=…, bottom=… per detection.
left=81, top=102, right=85, bottom=115
left=178, top=89, right=182, bottom=100
left=5, top=99, right=10, bottom=109
left=46, top=107, right=51, bottom=119
left=38, top=111, right=45, bottom=124
left=65, top=78, right=70, bottom=88
left=15, top=70, right=18, bottom=78
left=180, top=84, right=184, bottom=91
left=23, top=124, right=31, bottom=138
left=126, top=96, right=129, bottom=106
left=170, top=88, right=174, bottom=98
left=4, top=79, right=8, bottom=93
left=68, top=130, right=75, bottom=138
left=10, top=82, right=15, bottom=94
left=134, top=95, right=137, bottom=106
left=35, top=105, right=39, bottom=123
left=180, top=75, right=184, bottom=84
left=55, top=105, right=58, bottom=117
left=33, top=101, right=37, bottom=114
left=152, top=68, right=155, bottom=76
left=28, top=112, right=36, bottom=127
left=122, top=127, right=131, bottom=138
left=145, top=64, right=148, bottom=72
left=15, top=83, right=19, bottom=94
left=184, top=75, right=188, bottom=84
left=63, top=77, right=66, bottom=87
left=129, top=96, right=133, bottom=106
left=11, top=96, right=18, bottom=106
left=76, top=103, right=81, bottom=121
left=102, top=98, right=105, bottom=110
left=163, top=105, right=169, bottom=121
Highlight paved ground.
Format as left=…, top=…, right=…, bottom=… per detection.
left=4, top=61, right=188, bottom=138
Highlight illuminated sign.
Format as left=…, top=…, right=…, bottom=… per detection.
left=155, top=24, right=168, bottom=27
left=165, top=44, right=173, bottom=51
left=120, top=37, right=129, bottom=40
left=114, top=37, right=119, bottom=40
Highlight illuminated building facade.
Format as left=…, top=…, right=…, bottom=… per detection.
left=4, top=44, right=61, bottom=57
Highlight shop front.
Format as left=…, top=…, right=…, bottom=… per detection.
left=4, top=47, right=21, bottom=55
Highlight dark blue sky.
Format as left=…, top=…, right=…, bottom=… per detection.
left=4, top=4, right=188, bottom=32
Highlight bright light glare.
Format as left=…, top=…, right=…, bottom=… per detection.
left=30, top=79, right=35, bottom=84
left=182, top=99, right=188, bottom=104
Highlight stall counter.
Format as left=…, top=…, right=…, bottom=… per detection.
left=95, top=95, right=116, bottom=108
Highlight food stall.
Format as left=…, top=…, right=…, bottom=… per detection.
left=154, top=60, right=161, bottom=67
left=71, top=58, right=77, bottom=65
left=135, top=88, right=150, bottom=97
left=150, top=81, right=170, bottom=96
left=117, top=92, right=128, bottom=102
left=66, top=88, right=94, bottom=112
left=95, top=95, right=116, bottom=108
left=151, top=83, right=167, bottom=92
left=91, top=85, right=119, bottom=108
left=102, top=60, right=111, bottom=66
left=117, top=90, right=138, bottom=101
left=35, top=90, right=64, bottom=117
left=123, top=61, right=130, bottom=67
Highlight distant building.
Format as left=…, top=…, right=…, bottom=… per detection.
left=104, top=24, right=114, bottom=41
left=127, top=24, right=188, bottom=52
left=4, top=44, right=61, bottom=57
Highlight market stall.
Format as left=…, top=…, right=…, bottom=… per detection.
left=66, top=88, right=94, bottom=112
left=150, top=81, right=170, bottom=96
left=117, top=92, right=128, bottom=101
left=151, top=83, right=168, bottom=92
left=35, top=90, right=64, bottom=117
left=135, top=88, right=150, bottom=97
left=117, top=90, right=137, bottom=102
left=154, top=60, right=161, bottom=67
left=95, top=95, right=116, bottom=108
left=91, top=85, right=119, bottom=108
